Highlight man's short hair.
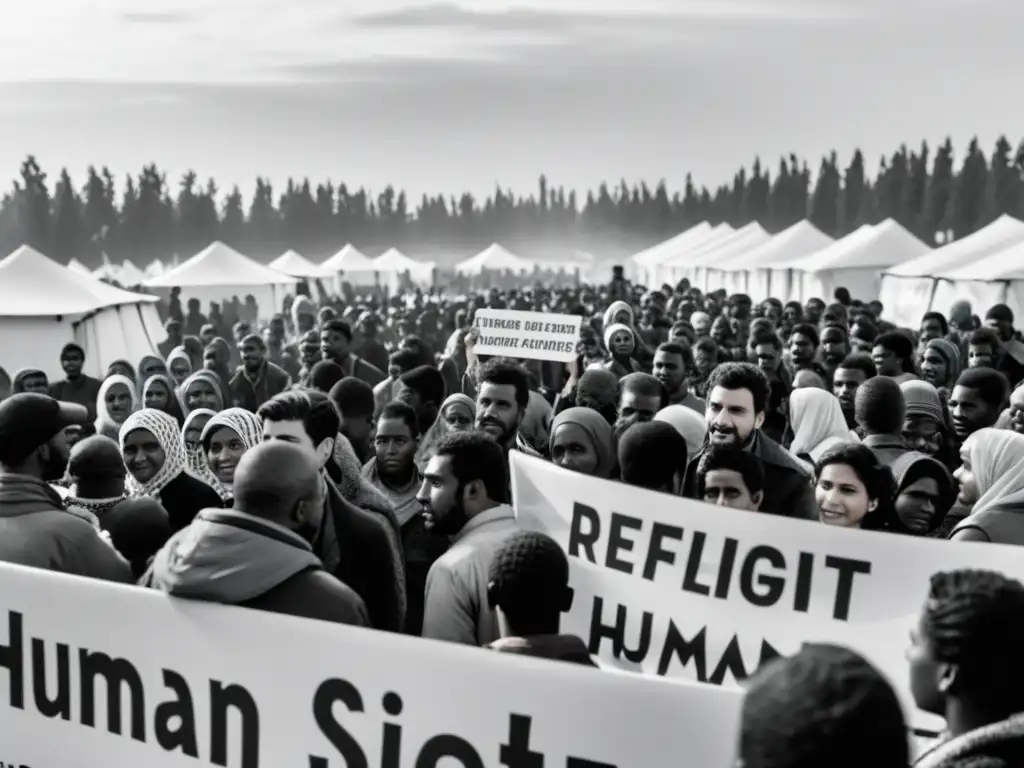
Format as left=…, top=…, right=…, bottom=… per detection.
left=327, top=377, right=376, bottom=419
left=379, top=401, right=420, bottom=439
left=750, top=331, right=782, bottom=352
left=257, top=389, right=339, bottom=448
left=433, top=430, right=509, bottom=504
left=487, top=531, right=571, bottom=634
left=874, top=331, right=914, bottom=360
left=476, top=358, right=530, bottom=410
left=400, top=365, right=447, bottom=406
left=697, top=447, right=765, bottom=496
left=836, top=353, right=877, bottom=379
left=707, top=362, right=770, bottom=414
left=617, top=372, right=668, bottom=409
left=321, top=318, right=353, bottom=342
left=955, top=367, right=1011, bottom=411
left=969, top=327, right=1001, bottom=350
left=790, top=323, right=820, bottom=347
left=655, top=341, right=694, bottom=370
left=239, top=333, right=265, bottom=349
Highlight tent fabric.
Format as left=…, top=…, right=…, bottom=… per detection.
left=791, top=219, right=931, bottom=304
left=0, top=246, right=164, bottom=379
left=270, top=250, right=334, bottom=279
left=635, top=224, right=734, bottom=286
left=878, top=214, right=1024, bottom=327
left=632, top=222, right=712, bottom=268
left=665, top=223, right=772, bottom=293
left=374, top=248, right=435, bottom=288
left=67, top=258, right=91, bottom=275
left=928, top=236, right=1024, bottom=324
left=721, top=221, right=834, bottom=302
left=455, top=243, right=534, bottom=275
left=321, top=244, right=379, bottom=290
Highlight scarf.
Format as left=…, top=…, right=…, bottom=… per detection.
left=180, top=370, right=225, bottom=414
left=63, top=491, right=126, bottom=527
left=961, top=428, right=1024, bottom=518
left=549, top=406, right=616, bottom=478
left=416, top=394, right=476, bottom=472
left=788, top=388, right=858, bottom=465
left=119, top=409, right=187, bottom=500
left=198, top=408, right=263, bottom=501
left=94, top=374, right=140, bottom=438
left=181, top=408, right=218, bottom=477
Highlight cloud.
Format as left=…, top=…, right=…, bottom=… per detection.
left=118, top=11, right=199, bottom=24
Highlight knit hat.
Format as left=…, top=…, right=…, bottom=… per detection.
left=309, top=361, right=345, bottom=392
left=900, top=380, right=944, bottom=424
left=67, top=435, right=127, bottom=482
left=924, top=338, right=961, bottom=389
left=400, top=365, right=447, bottom=406
left=854, top=376, right=905, bottom=434
left=986, top=303, right=1013, bottom=323
left=603, top=323, right=634, bottom=352
left=617, top=421, right=687, bottom=491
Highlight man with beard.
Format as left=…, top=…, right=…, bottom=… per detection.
left=948, top=368, right=1009, bottom=446
left=142, top=441, right=369, bottom=627
left=682, top=363, right=817, bottom=520
left=832, top=354, right=877, bottom=429
left=819, top=326, right=850, bottom=387
left=652, top=342, right=704, bottom=413
left=418, top=430, right=518, bottom=645
left=398, top=365, right=447, bottom=435
left=474, top=358, right=539, bottom=458
left=0, top=393, right=131, bottom=580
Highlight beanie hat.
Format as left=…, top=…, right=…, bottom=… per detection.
left=900, top=380, right=944, bottom=425
left=603, top=323, right=635, bottom=352
left=854, top=376, right=905, bottom=435
left=309, top=361, right=345, bottom=393
left=617, top=421, right=687, bottom=491
left=400, top=365, right=447, bottom=406
left=986, top=303, right=1013, bottom=324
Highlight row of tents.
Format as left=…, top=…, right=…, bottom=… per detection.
left=630, top=214, right=1024, bottom=328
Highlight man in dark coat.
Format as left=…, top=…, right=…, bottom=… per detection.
left=683, top=362, right=817, bottom=520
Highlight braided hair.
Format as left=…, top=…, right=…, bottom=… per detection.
left=924, top=569, right=1024, bottom=709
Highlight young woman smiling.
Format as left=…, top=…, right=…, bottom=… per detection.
left=813, top=443, right=894, bottom=530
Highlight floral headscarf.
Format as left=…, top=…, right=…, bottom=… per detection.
left=119, top=408, right=187, bottom=499
left=95, top=374, right=140, bottom=438
left=198, top=408, right=263, bottom=501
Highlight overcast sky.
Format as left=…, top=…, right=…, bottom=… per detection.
left=1, top=0, right=1021, bottom=202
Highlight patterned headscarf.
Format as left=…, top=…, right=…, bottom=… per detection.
left=181, top=408, right=217, bottom=476
left=198, top=408, right=264, bottom=501
left=119, top=409, right=187, bottom=499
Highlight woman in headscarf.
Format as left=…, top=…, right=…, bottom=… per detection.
left=202, top=338, right=235, bottom=405
left=181, top=336, right=205, bottom=373
left=120, top=409, right=222, bottom=532
left=654, top=404, right=708, bottom=466
left=199, top=408, right=263, bottom=503
left=136, top=355, right=169, bottom=394
left=900, top=379, right=957, bottom=473
left=106, top=359, right=136, bottom=382
left=166, top=348, right=192, bottom=388
left=94, top=374, right=139, bottom=441
left=602, top=300, right=634, bottom=330
left=179, top=370, right=224, bottom=414
left=949, top=428, right=1024, bottom=545
left=12, top=368, right=48, bottom=394
left=885, top=452, right=956, bottom=536
left=600, top=323, right=642, bottom=379
left=920, top=338, right=961, bottom=395
left=549, top=407, right=616, bottom=478
left=182, top=408, right=217, bottom=477
left=142, top=374, right=185, bottom=426
left=414, top=393, right=476, bottom=472
left=788, top=388, right=858, bottom=472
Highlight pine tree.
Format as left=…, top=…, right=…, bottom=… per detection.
left=809, top=152, right=841, bottom=235
left=945, top=137, right=988, bottom=239
left=221, top=186, right=245, bottom=248
left=921, top=138, right=955, bottom=243
left=979, top=135, right=1020, bottom=227
left=50, top=168, right=84, bottom=263
left=838, top=150, right=865, bottom=235
left=14, top=156, right=51, bottom=252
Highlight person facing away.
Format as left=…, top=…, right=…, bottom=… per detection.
left=854, top=375, right=913, bottom=465
left=258, top=389, right=404, bottom=632
left=697, top=446, right=764, bottom=512
left=910, top=569, right=1024, bottom=768
left=0, top=393, right=132, bottom=582
left=419, top=430, right=518, bottom=646
left=618, top=420, right=688, bottom=494
left=328, top=377, right=377, bottom=466
left=682, top=362, right=818, bottom=520
left=48, top=342, right=102, bottom=425
left=739, top=643, right=908, bottom=768
left=141, top=441, right=369, bottom=627
left=486, top=530, right=596, bottom=667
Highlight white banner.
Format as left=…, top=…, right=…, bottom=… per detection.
left=474, top=309, right=583, bottom=362
left=511, top=452, right=1024, bottom=735
left=0, top=560, right=740, bottom=767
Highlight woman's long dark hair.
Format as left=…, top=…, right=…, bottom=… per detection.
left=813, top=443, right=895, bottom=531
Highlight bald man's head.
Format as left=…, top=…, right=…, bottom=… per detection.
left=232, top=441, right=324, bottom=535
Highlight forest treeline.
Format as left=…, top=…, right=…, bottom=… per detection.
left=0, top=135, right=1021, bottom=269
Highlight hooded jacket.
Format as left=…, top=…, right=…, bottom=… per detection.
left=142, top=509, right=368, bottom=627
left=0, top=473, right=132, bottom=582
left=914, top=713, right=1024, bottom=768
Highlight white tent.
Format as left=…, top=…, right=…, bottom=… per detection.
left=270, top=249, right=335, bottom=279
left=663, top=222, right=771, bottom=292
left=144, top=241, right=297, bottom=319
left=790, top=219, right=932, bottom=304
left=144, top=259, right=166, bottom=279
left=724, top=221, right=835, bottom=302
left=929, top=238, right=1024, bottom=322
left=67, top=258, right=91, bottom=275
left=456, top=243, right=534, bottom=276
left=631, top=223, right=732, bottom=286
left=878, top=214, right=1024, bottom=327
left=117, top=260, right=147, bottom=286
left=321, top=244, right=378, bottom=289
left=0, top=245, right=164, bottom=380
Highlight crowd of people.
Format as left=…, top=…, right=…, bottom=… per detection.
left=2, top=270, right=1024, bottom=765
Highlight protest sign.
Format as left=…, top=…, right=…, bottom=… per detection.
left=473, top=309, right=583, bottom=362
left=511, top=452, right=1024, bottom=736
left=0, top=561, right=740, bottom=768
